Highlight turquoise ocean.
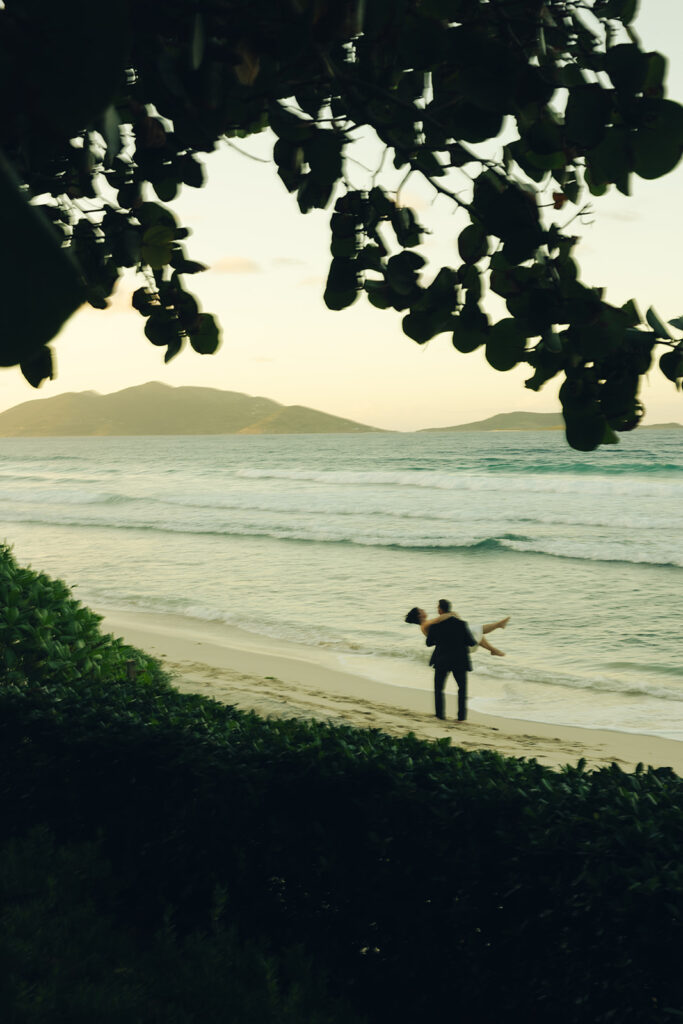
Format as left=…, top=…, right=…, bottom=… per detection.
left=1, top=429, right=681, bottom=739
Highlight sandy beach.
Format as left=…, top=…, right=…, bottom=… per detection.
left=101, top=609, right=683, bottom=777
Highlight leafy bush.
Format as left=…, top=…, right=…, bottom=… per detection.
left=0, top=543, right=168, bottom=689
left=1, top=548, right=683, bottom=1022
left=3, top=674, right=683, bottom=1023
left=0, top=827, right=362, bottom=1023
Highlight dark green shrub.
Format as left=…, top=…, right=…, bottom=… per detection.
left=0, top=827, right=363, bottom=1023
left=1, top=548, right=682, bottom=1023
left=2, top=675, right=683, bottom=1024
left=0, top=543, right=169, bottom=689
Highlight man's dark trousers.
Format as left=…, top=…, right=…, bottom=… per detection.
left=426, top=616, right=475, bottom=722
left=433, top=665, right=467, bottom=721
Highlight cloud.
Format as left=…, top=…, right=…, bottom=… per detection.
left=600, top=210, right=640, bottom=223
left=211, top=256, right=262, bottom=274
left=297, top=274, right=325, bottom=287
left=272, top=256, right=306, bottom=267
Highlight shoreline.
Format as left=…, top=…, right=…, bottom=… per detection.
left=100, top=608, right=683, bottom=776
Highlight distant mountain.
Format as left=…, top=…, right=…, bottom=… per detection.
left=420, top=411, right=682, bottom=432
left=0, top=383, right=382, bottom=437
left=420, top=411, right=565, bottom=432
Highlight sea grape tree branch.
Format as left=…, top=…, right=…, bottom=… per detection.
left=0, top=0, right=682, bottom=450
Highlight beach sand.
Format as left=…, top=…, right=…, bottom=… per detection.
left=101, top=609, right=683, bottom=777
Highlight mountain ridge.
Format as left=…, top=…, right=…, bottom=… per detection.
left=419, top=411, right=682, bottom=432
left=0, top=383, right=381, bottom=437
left=0, top=387, right=679, bottom=436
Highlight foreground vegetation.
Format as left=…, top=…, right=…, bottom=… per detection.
left=1, top=544, right=683, bottom=1022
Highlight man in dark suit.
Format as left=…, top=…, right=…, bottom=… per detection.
left=424, top=606, right=477, bottom=722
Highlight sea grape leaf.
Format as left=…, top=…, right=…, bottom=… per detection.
left=632, top=100, right=683, bottom=179
left=485, top=318, right=527, bottom=371
left=189, top=313, right=221, bottom=354
left=646, top=306, right=672, bottom=339
left=0, top=154, right=85, bottom=368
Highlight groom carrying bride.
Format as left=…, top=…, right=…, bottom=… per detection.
left=404, top=600, right=509, bottom=722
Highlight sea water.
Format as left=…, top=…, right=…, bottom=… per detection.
left=1, top=429, right=681, bottom=739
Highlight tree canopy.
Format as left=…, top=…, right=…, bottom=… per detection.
left=1, top=0, right=682, bottom=449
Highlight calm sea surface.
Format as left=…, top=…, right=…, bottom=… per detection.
left=1, top=429, right=682, bottom=738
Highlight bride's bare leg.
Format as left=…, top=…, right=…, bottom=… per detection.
left=482, top=616, right=510, bottom=634
left=479, top=635, right=505, bottom=657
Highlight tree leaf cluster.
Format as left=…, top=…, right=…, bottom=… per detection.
left=1, top=0, right=682, bottom=447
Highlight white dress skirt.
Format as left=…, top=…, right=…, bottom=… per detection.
left=468, top=623, right=483, bottom=652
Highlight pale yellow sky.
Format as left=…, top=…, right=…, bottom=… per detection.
left=1, top=0, right=682, bottom=430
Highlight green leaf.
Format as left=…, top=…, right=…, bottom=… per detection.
left=356, top=246, right=384, bottom=273
left=20, top=346, right=54, bottom=389
left=458, top=223, right=489, bottom=264
left=413, top=149, right=445, bottom=178
left=646, top=307, right=673, bottom=339
left=305, top=131, right=344, bottom=183
left=585, top=126, right=633, bottom=189
left=391, top=207, right=422, bottom=248
left=153, top=178, right=178, bottom=203
left=632, top=100, right=683, bottom=179
left=171, top=257, right=207, bottom=275
left=446, top=101, right=504, bottom=144
left=452, top=303, right=489, bottom=353
left=330, top=212, right=359, bottom=258
left=565, top=85, right=611, bottom=149
left=130, top=288, right=155, bottom=315
left=473, top=175, right=542, bottom=262
left=189, top=313, right=221, bottom=355
left=145, top=312, right=180, bottom=348
left=137, top=203, right=177, bottom=230
left=603, top=44, right=649, bottom=95
left=620, top=299, right=641, bottom=329
left=178, top=156, right=205, bottom=189
left=659, top=348, right=683, bottom=383
left=485, top=319, right=527, bottom=371
left=324, top=258, right=359, bottom=310
left=297, top=174, right=334, bottom=213
left=402, top=312, right=433, bottom=344
left=364, top=280, right=393, bottom=309
left=274, top=140, right=305, bottom=193
left=564, top=410, right=608, bottom=452
left=642, top=51, right=667, bottom=95
left=0, top=154, right=85, bottom=367
left=386, top=251, right=424, bottom=295
left=141, top=225, right=175, bottom=269
left=369, top=187, right=395, bottom=219
left=269, top=103, right=314, bottom=143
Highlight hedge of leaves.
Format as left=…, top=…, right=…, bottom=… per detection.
left=0, top=827, right=362, bottom=1024
left=0, top=542, right=167, bottom=689
left=1, top=546, right=683, bottom=1022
